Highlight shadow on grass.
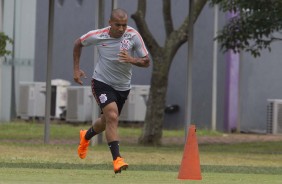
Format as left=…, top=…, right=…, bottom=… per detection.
left=0, top=162, right=281, bottom=175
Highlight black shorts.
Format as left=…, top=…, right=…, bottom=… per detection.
left=91, top=79, right=130, bottom=115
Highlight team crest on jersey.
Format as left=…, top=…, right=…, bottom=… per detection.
left=120, top=39, right=130, bottom=50
left=99, top=94, right=107, bottom=103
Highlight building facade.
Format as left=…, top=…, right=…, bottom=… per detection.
left=1, top=0, right=282, bottom=133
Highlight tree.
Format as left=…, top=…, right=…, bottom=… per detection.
left=210, top=0, right=282, bottom=57
left=131, top=0, right=207, bottom=145
left=0, top=32, right=13, bottom=57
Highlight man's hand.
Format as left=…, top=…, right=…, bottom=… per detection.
left=118, top=50, right=133, bottom=63
left=73, top=69, right=87, bottom=85
left=118, top=50, right=150, bottom=68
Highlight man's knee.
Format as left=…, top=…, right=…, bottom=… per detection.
left=106, top=110, right=119, bottom=123
left=103, top=102, right=119, bottom=124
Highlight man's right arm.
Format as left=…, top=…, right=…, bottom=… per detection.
left=73, top=38, right=86, bottom=85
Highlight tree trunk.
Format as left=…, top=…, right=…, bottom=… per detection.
left=139, top=51, right=170, bottom=145
left=133, top=0, right=208, bottom=146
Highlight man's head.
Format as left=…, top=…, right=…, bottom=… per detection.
left=109, top=8, right=128, bottom=38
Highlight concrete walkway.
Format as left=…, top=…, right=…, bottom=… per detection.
left=161, top=133, right=282, bottom=145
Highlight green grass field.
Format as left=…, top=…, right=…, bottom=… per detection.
left=0, top=121, right=282, bottom=183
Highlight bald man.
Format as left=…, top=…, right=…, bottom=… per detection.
left=73, top=8, right=150, bottom=173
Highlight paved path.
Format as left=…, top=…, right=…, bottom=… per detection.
left=198, top=134, right=282, bottom=144
left=161, top=133, right=282, bottom=145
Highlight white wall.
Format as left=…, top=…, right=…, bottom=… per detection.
left=0, top=0, right=36, bottom=122
left=0, top=0, right=3, bottom=121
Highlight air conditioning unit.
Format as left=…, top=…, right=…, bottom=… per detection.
left=18, top=82, right=46, bottom=119
left=50, top=79, right=70, bottom=119
left=119, top=85, right=150, bottom=122
left=66, top=86, right=93, bottom=123
left=266, top=99, right=282, bottom=134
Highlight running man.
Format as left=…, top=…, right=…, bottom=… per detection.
left=73, top=8, right=150, bottom=173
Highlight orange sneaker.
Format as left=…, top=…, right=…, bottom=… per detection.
left=113, top=157, right=128, bottom=173
left=77, top=130, right=90, bottom=159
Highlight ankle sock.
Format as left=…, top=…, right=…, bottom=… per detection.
left=85, top=127, right=97, bottom=140
left=108, top=141, right=121, bottom=160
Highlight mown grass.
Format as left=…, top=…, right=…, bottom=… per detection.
left=0, top=121, right=89, bottom=140
left=1, top=168, right=281, bottom=184
left=0, top=121, right=281, bottom=183
left=0, top=121, right=221, bottom=144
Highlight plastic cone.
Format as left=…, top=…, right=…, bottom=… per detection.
left=178, top=124, right=202, bottom=180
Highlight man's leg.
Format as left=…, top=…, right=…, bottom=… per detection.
left=78, top=115, right=106, bottom=159
left=103, top=102, right=119, bottom=142
left=85, top=115, right=106, bottom=140
left=102, top=102, right=128, bottom=173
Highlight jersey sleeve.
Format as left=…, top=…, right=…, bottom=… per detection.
left=132, top=33, right=149, bottom=58
left=80, top=30, right=98, bottom=46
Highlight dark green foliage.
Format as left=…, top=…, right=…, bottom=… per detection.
left=210, top=0, right=282, bottom=57
left=0, top=32, right=13, bottom=57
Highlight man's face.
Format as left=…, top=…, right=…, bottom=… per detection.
left=109, top=17, right=127, bottom=38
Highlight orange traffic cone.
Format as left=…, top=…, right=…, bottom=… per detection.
left=178, top=124, right=202, bottom=180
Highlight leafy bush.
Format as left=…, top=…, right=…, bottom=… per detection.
left=0, top=32, right=13, bottom=57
